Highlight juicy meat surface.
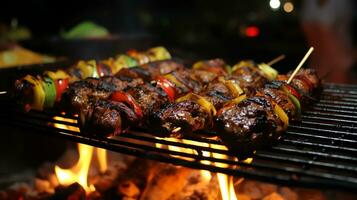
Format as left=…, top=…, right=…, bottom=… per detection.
left=172, top=70, right=203, bottom=94
left=149, top=100, right=210, bottom=137
left=256, top=87, right=296, bottom=119
left=202, top=82, right=234, bottom=110
left=115, top=60, right=184, bottom=81
left=193, top=70, right=220, bottom=84
left=80, top=100, right=138, bottom=137
left=215, top=97, right=284, bottom=159
left=231, top=66, right=267, bottom=91
left=125, top=83, right=169, bottom=128
left=61, top=77, right=143, bottom=112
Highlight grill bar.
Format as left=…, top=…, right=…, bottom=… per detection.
left=1, top=83, right=357, bottom=190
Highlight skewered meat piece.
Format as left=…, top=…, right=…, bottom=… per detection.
left=116, top=60, right=184, bottom=81
left=80, top=100, right=138, bottom=137
left=61, top=77, right=143, bottom=113
left=150, top=100, right=210, bottom=137
left=215, top=97, right=284, bottom=159
left=125, top=83, right=170, bottom=128
left=256, top=84, right=297, bottom=119
left=202, top=82, right=235, bottom=109
left=231, top=61, right=267, bottom=93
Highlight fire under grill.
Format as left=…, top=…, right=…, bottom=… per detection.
left=1, top=83, right=357, bottom=190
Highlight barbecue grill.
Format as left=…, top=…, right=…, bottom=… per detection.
left=0, top=83, right=356, bottom=191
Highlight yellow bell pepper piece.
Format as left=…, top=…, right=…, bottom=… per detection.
left=231, top=60, right=255, bottom=73
left=147, top=46, right=171, bottom=61
left=224, top=94, right=247, bottom=107
left=192, top=61, right=205, bottom=70
left=24, top=75, right=45, bottom=111
left=258, top=63, right=278, bottom=80
left=44, top=70, right=69, bottom=81
left=164, top=74, right=186, bottom=89
left=218, top=77, right=244, bottom=97
left=76, top=60, right=98, bottom=79
left=113, top=54, right=138, bottom=74
left=272, top=101, right=289, bottom=129
left=176, top=93, right=217, bottom=116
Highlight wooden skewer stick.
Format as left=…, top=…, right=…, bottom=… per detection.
left=287, top=47, right=314, bottom=84
left=267, top=54, right=286, bottom=66
left=0, top=91, right=7, bottom=95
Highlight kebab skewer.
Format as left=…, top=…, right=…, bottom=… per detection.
left=152, top=49, right=318, bottom=139
left=71, top=59, right=230, bottom=136
left=13, top=46, right=172, bottom=111
left=86, top=51, right=319, bottom=159
left=216, top=48, right=320, bottom=159
left=62, top=57, right=281, bottom=138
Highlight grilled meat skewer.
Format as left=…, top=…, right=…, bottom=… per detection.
left=69, top=59, right=274, bottom=137
left=61, top=60, right=184, bottom=113
left=14, top=46, right=172, bottom=111
left=216, top=69, right=321, bottom=159
left=151, top=60, right=272, bottom=136
left=75, top=59, right=229, bottom=137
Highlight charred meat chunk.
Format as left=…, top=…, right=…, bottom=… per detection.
left=115, top=60, right=184, bottom=81
left=231, top=65, right=267, bottom=92
left=149, top=100, right=210, bottom=137
left=61, top=77, right=143, bottom=113
left=215, top=97, right=284, bottom=159
left=80, top=99, right=139, bottom=137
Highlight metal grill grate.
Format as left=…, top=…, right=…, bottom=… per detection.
left=1, top=83, right=356, bottom=190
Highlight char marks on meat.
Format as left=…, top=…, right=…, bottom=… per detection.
left=150, top=100, right=210, bottom=137
left=61, top=77, right=143, bottom=113
left=202, top=82, right=234, bottom=110
left=116, top=60, right=184, bottom=81
left=215, top=97, right=284, bottom=159
left=80, top=100, right=139, bottom=137
left=231, top=65, right=267, bottom=92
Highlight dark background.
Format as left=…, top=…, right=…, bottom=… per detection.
left=0, top=0, right=323, bottom=71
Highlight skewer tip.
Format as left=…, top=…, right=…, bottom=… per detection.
left=287, top=47, right=314, bottom=84
left=267, top=54, right=286, bottom=66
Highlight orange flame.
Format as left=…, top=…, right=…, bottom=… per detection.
left=154, top=137, right=254, bottom=199
left=97, top=147, right=108, bottom=173
left=210, top=143, right=238, bottom=200
left=52, top=116, right=108, bottom=193
left=55, top=143, right=96, bottom=193
left=155, top=138, right=212, bottom=181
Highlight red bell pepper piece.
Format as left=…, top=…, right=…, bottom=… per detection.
left=155, top=76, right=176, bottom=102
left=110, top=91, right=143, bottom=118
left=283, top=84, right=301, bottom=100
left=97, top=63, right=112, bottom=77
left=295, top=75, right=314, bottom=93
left=55, top=78, right=69, bottom=102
